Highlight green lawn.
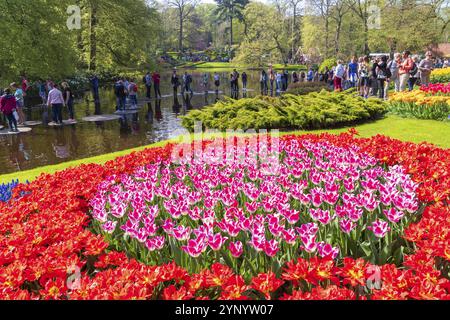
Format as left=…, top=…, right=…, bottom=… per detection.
left=0, top=115, right=448, bottom=184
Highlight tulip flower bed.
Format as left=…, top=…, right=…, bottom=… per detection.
left=430, top=67, right=450, bottom=84
left=389, top=89, right=450, bottom=120
left=0, top=131, right=449, bottom=300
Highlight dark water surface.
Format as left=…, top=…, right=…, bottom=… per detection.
left=0, top=70, right=269, bottom=174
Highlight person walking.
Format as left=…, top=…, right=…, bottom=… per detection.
left=0, top=88, right=19, bottom=132
left=152, top=71, right=161, bottom=98
left=399, top=51, right=414, bottom=91
left=418, top=51, right=434, bottom=86
left=242, top=72, right=248, bottom=90
left=47, top=84, right=65, bottom=125
left=61, top=82, right=75, bottom=121
left=334, top=60, right=346, bottom=92
left=10, top=83, right=26, bottom=125
left=144, top=72, right=152, bottom=99
left=171, top=70, right=180, bottom=96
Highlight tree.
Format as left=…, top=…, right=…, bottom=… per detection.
left=167, top=0, right=198, bottom=53
left=214, top=0, right=249, bottom=46
left=234, top=2, right=290, bottom=66
left=331, top=0, right=350, bottom=55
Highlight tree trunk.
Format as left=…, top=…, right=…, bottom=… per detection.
left=334, top=20, right=342, bottom=56
left=179, top=12, right=183, bottom=53
left=230, top=16, right=233, bottom=46
left=363, top=18, right=369, bottom=55
left=89, top=1, right=97, bottom=71
left=324, top=19, right=329, bottom=58
left=292, top=6, right=296, bottom=62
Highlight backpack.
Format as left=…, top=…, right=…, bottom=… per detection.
left=409, top=62, right=418, bottom=76
left=142, top=76, right=147, bottom=84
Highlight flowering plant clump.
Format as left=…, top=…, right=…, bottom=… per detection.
left=0, top=131, right=449, bottom=300
left=388, top=90, right=450, bottom=120
left=430, top=67, right=450, bottom=84
left=0, top=180, right=20, bottom=202
left=91, top=138, right=420, bottom=276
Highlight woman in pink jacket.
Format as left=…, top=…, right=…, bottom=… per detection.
left=0, top=88, right=19, bottom=132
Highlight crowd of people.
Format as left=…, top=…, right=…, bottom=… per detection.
left=319, top=51, right=445, bottom=99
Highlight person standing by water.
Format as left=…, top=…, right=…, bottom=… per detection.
left=47, top=83, right=65, bottom=125
left=202, top=73, right=209, bottom=93
left=232, top=69, right=240, bottom=92
left=0, top=88, right=19, bottom=132
left=10, top=83, right=25, bottom=125
left=152, top=71, right=161, bottom=98
left=292, top=71, right=299, bottom=83
left=183, top=71, right=194, bottom=95
left=36, top=79, right=47, bottom=105
left=418, top=51, right=434, bottom=86
left=171, top=70, right=180, bottom=96
left=307, top=68, right=314, bottom=82
left=269, top=69, right=275, bottom=95
left=260, top=70, right=268, bottom=95
left=334, top=60, right=346, bottom=92
left=276, top=71, right=283, bottom=92
left=241, top=72, right=248, bottom=91
left=128, top=79, right=138, bottom=108
left=61, top=82, right=75, bottom=121
left=90, top=74, right=100, bottom=102
left=213, top=72, right=220, bottom=94
left=114, top=79, right=127, bottom=111
left=144, top=72, right=152, bottom=99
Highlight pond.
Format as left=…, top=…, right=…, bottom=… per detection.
left=0, top=69, right=281, bottom=175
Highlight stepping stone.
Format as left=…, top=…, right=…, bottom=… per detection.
left=48, top=122, right=64, bottom=127
left=0, top=127, right=32, bottom=135
left=82, top=114, right=121, bottom=122
left=23, top=121, right=43, bottom=126
left=114, top=110, right=138, bottom=115
left=63, top=119, right=78, bottom=125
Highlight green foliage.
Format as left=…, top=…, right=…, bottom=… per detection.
left=319, top=58, right=337, bottom=73
left=287, top=82, right=330, bottom=95
left=0, top=0, right=161, bottom=86
left=181, top=91, right=388, bottom=131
